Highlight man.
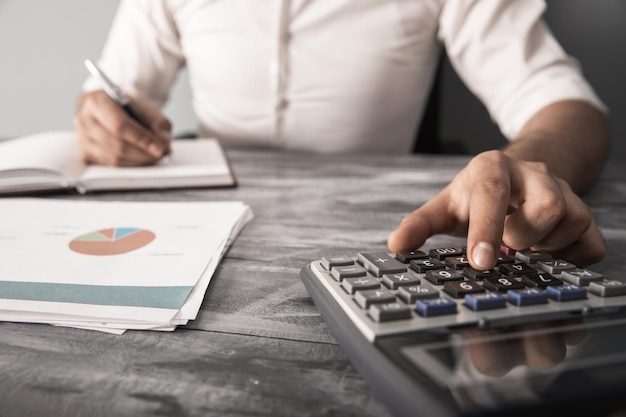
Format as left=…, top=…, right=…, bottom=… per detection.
left=75, top=0, right=610, bottom=271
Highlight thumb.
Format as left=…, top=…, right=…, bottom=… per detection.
left=388, top=190, right=454, bottom=253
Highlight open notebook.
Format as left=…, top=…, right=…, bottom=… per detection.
left=0, top=131, right=236, bottom=195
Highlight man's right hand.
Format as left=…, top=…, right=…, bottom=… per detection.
left=74, top=90, right=172, bottom=166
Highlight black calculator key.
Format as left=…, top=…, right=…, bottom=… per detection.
left=429, top=247, right=464, bottom=260
left=330, top=264, right=367, bottom=281
left=382, top=272, right=421, bottom=289
left=415, top=297, right=457, bottom=317
left=341, top=277, right=380, bottom=294
left=561, top=269, right=604, bottom=286
left=496, top=252, right=515, bottom=264
left=443, top=280, right=484, bottom=298
left=424, top=269, right=463, bottom=285
left=410, top=258, right=445, bottom=273
left=521, top=272, right=562, bottom=288
left=397, top=285, right=439, bottom=303
left=369, top=302, right=412, bottom=322
left=358, top=252, right=407, bottom=277
left=445, top=255, right=471, bottom=270
left=589, top=279, right=626, bottom=297
left=354, top=289, right=396, bottom=309
left=395, top=250, right=428, bottom=263
left=483, top=275, right=525, bottom=292
left=500, top=263, right=537, bottom=276
left=463, top=267, right=501, bottom=281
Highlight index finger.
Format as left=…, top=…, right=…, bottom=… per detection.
left=387, top=187, right=456, bottom=254
left=466, top=153, right=512, bottom=270
left=88, top=92, right=167, bottom=159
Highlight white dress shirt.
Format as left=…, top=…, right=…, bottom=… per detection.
left=85, top=0, right=605, bottom=154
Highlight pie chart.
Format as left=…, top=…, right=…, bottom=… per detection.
left=69, top=228, right=156, bottom=256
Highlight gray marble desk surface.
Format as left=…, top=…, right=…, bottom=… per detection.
left=1, top=149, right=625, bottom=417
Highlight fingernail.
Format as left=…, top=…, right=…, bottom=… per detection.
left=472, top=241, right=495, bottom=269
left=148, top=142, right=163, bottom=157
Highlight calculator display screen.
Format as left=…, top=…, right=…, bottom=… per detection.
left=400, top=316, right=626, bottom=412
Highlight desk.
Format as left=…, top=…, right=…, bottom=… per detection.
left=1, top=150, right=625, bottom=417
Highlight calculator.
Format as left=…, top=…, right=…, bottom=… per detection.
left=300, top=246, right=626, bottom=417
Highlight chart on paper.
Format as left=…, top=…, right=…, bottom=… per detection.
left=69, top=227, right=156, bottom=255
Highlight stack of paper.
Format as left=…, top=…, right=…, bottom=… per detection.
left=0, top=198, right=253, bottom=334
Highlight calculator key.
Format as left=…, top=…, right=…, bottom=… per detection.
left=358, top=252, right=407, bottom=277
left=507, top=288, right=549, bottom=306
left=354, top=289, right=396, bottom=309
left=330, top=264, right=367, bottom=281
left=410, top=258, right=445, bottom=273
left=424, top=269, right=463, bottom=285
left=443, top=280, right=484, bottom=299
left=536, top=259, right=576, bottom=274
left=415, top=297, right=458, bottom=317
left=589, top=279, right=626, bottom=297
left=500, top=244, right=516, bottom=256
left=382, top=272, right=421, bottom=289
left=445, top=255, right=471, bottom=270
left=463, top=267, right=501, bottom=281
left=321, top=255, right=353, bottom=270
left=369, top=302, right=412, bottom=322
left=341, top=277, right=380, bottom=294
left=464, top=292, right=507, bottom=311
left=515, top=250, right=552, bottom=264
left=397, top=285, right=439, bottom=303
left=496, top=252, right=515, bottom=264
left=500, top=263, right=537, bottom=276
left=561, top=269, right=604, bottom=287
left=429, top=247, right=464, bottom=260
left=521, top=272, right=562, bottom=288
left=395, top=250, right=428, bottom=263
left=547, top=284, right=587, bottom=302
left=483, top=276, right=525, bottom=292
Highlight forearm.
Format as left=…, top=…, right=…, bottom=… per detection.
left=503, top=99, right=610, bottom=194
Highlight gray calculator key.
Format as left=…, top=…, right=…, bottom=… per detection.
left=382, top=272, right=421, bottom=289
left=515, top=250, right=552, bottom=264
left=589, top=279, right=626, bottom=297
left=397, top=285, right=439, bottom=303
left=330, top=264, right=367, bottom=281
left=536, top=259, right=576, bottom=274
left=341, top=277, right=381, bottom=294
left=369, top=302, right=412, bottom=322
left=561, top=269, right=604, bottom=286
left=321, top=255, right=354, bottom=270
left=358, top=252, right=407, bottom=277
left=354, top=289, right=396, bottom=309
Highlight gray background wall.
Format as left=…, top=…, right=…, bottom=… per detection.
left=0, top=0, right=623, bottom=161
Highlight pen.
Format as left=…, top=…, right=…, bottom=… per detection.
left=83, top=59, right=171, bottom=161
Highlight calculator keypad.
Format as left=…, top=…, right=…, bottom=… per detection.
left=314, top=247, right=625, bottom=342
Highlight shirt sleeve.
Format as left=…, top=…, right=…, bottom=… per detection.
left=437, top=0, right=607, bottom=140
left=82, top=0, right=184, bottom=109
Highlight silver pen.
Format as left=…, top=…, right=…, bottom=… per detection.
left=83, top=59, right=171, bottom=160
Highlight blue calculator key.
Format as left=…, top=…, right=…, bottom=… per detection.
left=464, top=292, right=507, bottom=311
left=507, top=288, right=549, bottom=306
left=415, top=297, right=457, bottom=317
left=547, top=284, right=587, bottom=302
